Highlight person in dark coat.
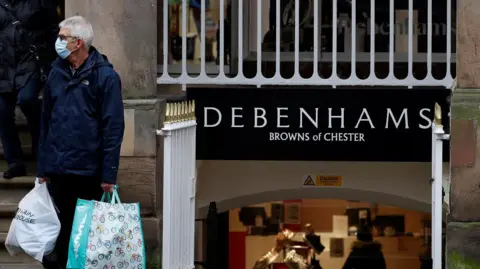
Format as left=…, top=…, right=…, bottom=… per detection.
left=0, top=0, right=60, bottom=179
left=37, top=16, right=124, bottom=269
left=342, top=228, right=387, bottom=269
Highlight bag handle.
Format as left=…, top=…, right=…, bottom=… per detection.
left=101, top=186, right=121, bottom=204
left=101, top=192, right=112, bottom=203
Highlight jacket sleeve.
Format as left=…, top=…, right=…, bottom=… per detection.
left=37, top=82, right=53, bottom=178
left=100, top=73, right=125, bottom=184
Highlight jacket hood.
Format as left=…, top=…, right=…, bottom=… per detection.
left=52, top=46, right=113, bottom=76
left=351, top=240, right=382, bottom=250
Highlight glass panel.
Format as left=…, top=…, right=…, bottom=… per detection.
left=165, top=0, right=231, bottom=75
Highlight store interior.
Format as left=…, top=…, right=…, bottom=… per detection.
left=226, top=199, right=443, bottom=269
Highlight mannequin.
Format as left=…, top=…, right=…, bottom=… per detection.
left=303, top=224, right=324, bottom=269
left=252, top=226, right=324, bottom=269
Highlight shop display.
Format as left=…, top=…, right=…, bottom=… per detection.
left=252, top=228, right=323, bottom=269
left=303, top=224, right=325, bottom=254
left=373, top=215, right=405, bottom=236
left=235, top=199, right=442, bottom=269
left=239, top=206, right=281, bottom=236
left=345, top=208, right=372, bottom=234
left=284, top=248, right=309, bottom=269
left=252, top=230, right=292, bottom=269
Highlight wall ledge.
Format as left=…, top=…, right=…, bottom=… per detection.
left=123, top=99, right=164, bottom=110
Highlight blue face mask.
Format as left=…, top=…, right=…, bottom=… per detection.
left=55, top=38, right=71, bottom=59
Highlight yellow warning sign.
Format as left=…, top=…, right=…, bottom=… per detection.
left=303, top=175, right=342, bottom=187
left=303, top=176, right=315, bottom=186
left=316, top=176, right=342, bottom=186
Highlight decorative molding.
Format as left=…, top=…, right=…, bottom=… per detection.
left=165, top=100, right=196, bottom=123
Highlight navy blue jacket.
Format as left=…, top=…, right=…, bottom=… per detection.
left=37, top=47, right=124, bottom=184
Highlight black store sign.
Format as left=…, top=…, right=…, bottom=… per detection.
left=188, top=88, right=450, bottom=162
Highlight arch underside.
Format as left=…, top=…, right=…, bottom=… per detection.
left=197, top=187, right=446, bottom=218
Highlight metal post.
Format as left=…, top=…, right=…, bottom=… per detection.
left=431, top=103, right=449, bottom=269
left=431, top=118, right=436, bottom=264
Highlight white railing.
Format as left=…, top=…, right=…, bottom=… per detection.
left=159, top=101, right=197, bottom=269
left=158, top=0, right=455, bottom=88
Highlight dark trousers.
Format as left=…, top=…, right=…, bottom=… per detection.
left=0, top=78, right=41, bottom=168
left=42, top=174, right=103, bottom=269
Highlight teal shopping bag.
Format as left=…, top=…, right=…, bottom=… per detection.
left=67, top=193, right=113, bottom=269
left=66, top=198, right=97, bottom=269
left=67, top=189, right=146, bottom=269
left=83, top=188, right=146, bottom=269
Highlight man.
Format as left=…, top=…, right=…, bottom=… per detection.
left=0, top=0, right=60, bottom=179
left=37, top=16, right=125, bottom=269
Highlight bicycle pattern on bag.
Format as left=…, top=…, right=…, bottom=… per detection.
left=86, top=201, right=144, bottom=269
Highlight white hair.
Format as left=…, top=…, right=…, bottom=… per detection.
left=59, top=16, right=94, bottom=48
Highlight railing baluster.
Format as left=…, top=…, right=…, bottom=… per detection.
left=312, top=0, right=319, bottom=77
left=332, top=0, right=338, bottom=82
left=181, top=0, right=187, bottom=78
left=189, top=125, right=197, bottom=268
left=219, top=0, right=225, bottom=76
left=163, top=0, right=169, bottom=75
left=256, top=0, right=262, bottom=78
left=370, top=0, right=376, bottom=78
left=275, top=0, right=281, bottom=78
left=388, top=0, right=394, bottom=79
left=180, top=129, right=187, bottom=267
left=161, top=124, right=172, bottom=269
left=407, top=0, right=413, bottom=83
left=427, top=0, right=432, bottom=78
left=172, top=130, right=178, bottom=267
left=200, top=0, right=206, bottom=75
left=238, top=0, right=244, bottom=78
left=446, top=0, right=452, bottom=79
left=294, top=0, right=300, bottom=77
left=351, top=0, right=357, bottom=79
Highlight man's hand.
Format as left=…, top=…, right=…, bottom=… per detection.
left=101, top=183, right=115, bottom=193
left=38, top=177, right=49, bottom=184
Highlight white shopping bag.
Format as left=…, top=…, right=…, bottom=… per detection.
left=5, top=178, right=61, bottom=262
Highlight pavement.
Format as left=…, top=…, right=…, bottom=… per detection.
left=0, top=265, right=43, bottom=269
